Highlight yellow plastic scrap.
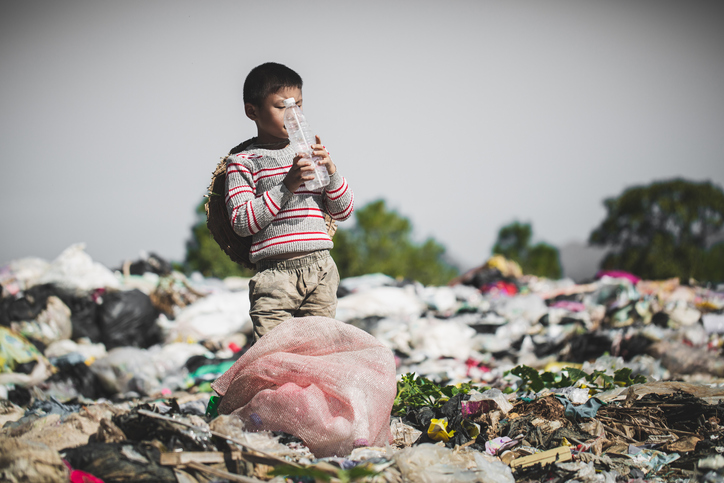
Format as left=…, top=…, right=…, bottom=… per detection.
left=462, top=420, right=480, bottom=439
left=427, top=418, right=455, bottom=442
left=0, top=327, right=42, bottom=373
left=544, top=361, right=583, bottom=373
left=697, top=300, right=721, bottom=312
left=484, top=255, right=523, bottom=278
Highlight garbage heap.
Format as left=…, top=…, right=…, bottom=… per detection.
left=1, top=245, right=723, bottom=482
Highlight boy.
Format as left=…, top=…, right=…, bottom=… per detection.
left=226, top=62, right=354, bottom=342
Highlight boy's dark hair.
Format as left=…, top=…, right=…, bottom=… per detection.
left=243, top=62, right=303, bottom=106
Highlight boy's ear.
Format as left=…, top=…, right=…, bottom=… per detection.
left=244, top=102, right=258, bottom=121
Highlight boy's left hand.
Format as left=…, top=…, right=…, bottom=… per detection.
left=312, top=135, right=336, bottom=176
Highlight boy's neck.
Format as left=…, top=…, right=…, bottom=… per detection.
left=254, top=134, right=290, bottom=149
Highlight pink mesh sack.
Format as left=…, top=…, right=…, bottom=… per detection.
left=210, top=316, right=397, bottom=457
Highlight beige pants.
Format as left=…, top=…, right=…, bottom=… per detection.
left=249, top=250, right=340, bottom=342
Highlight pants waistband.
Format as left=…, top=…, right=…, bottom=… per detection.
left=255, top=250, right=330, bottom=271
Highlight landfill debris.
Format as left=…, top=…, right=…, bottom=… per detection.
left=0, top=246, right=722, bottom=482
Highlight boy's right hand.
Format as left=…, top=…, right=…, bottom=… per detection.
left=283, top=155, right=315, bottom=192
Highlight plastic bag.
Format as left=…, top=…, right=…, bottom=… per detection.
left=36, top=243, right=120, bottom=294
left=90, top=347, right=161, bottom=395
left=395, top=443, right=514, bottom=483
left=462, top=388, right=513, bottom=418
left=335, top=286, right=425, bottom=322
left=96, top=289, right=161, bottom=350
left=0, top=327, right=43, bottom=373
left=166, top=291, right=252, bottom=342
left=11, top=295, right=72, bottom=346
left=211, top=316, right=397, bottom=457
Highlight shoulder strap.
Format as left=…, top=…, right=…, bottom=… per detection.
left=229, top=137, right=257, bottom=155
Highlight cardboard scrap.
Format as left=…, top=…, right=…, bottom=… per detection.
left=509, top=446, right=572, bottom=469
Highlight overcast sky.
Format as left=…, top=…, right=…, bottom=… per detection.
left=1, top=0, right=723, bottom=275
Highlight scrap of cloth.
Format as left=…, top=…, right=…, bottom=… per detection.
left=211, top=316, right=397, bottom=457
left=555, top=395, right=604, bottom=422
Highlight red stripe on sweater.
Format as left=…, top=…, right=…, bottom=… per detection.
left=266, top=192, right=280, bottom=211
left=326, top=183, right=348, bottom=201
left=250, top=203, right=261, bottom=232
left=250, top=237, right=331, bottom=254
left=275, top=214, right=325, bottom=222
left=252, top=231, right=329, bottom=244
left=326, top=179, right=346, bottom=194
left=227, top=188, right=253, bottom=202
left=253, top=164, right=292, bottom=175
left=245, top=204, right=254, bottom=234
left=329, top=193, right=354, bottom=219
left=227, top=163, right=253, bottom=175
left=257, top=173, right=286, bottom=182
left=279, top=207, right=324, bottom=214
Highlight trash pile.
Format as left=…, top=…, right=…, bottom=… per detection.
left=1, top=244, right=723, bottom=482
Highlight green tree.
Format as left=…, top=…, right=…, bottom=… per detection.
left=331, top=200, right=459, bottom=286
left=185, top=199, right=255, bottom=278
left=492, top=221, right=562, bottom=279
left=588, top=178, right=724, bottom=281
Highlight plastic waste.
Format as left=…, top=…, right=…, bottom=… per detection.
left=395, top=443, right=514, bottom=483
left=44, top=338, right=107, bottom=361
left=96, top=289, right=161, bottom=350
left=485, top=436, right=518, bottom=456
left=208, top=414, right=298, bottom=456
left=165, top=290, right=252, bottom=343
left=408, top=316, right=478, bottom=360
left=630, top=448, right=680, bottom=474
left=211, top=316, right=397, bottom=458
left=0, top=257, right=50, bottom=296
left=474, top=452, right=516, bottom=483
left=703, top=313, right=724, bottom=334
left=427, top=417, right=455, bottom=442
left=463, top=388, right=513, bottom=417
left=419, top=286, right=458, bottom=313
left=283, top=97, right=329, bottom=190
left=335, top=285, right=426, bottom=322
left=36, top=243, right=120, bottom=294
left=63, top=441, right=176, bottom=482
left=90, top=346, right=162, bottom=396
left=0, top=327, right=44, bottom=373
left=390, top=418, right=423, bottom=447
left=10, top=295, right=72, bottom=346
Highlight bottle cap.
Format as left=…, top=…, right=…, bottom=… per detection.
left=283, top=98, right=296, bottom=107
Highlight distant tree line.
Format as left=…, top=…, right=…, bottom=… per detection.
left=589, top=178, right=724, bottom=283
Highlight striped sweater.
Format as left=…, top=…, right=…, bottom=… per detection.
left=225, top=144, right=354, bottom=263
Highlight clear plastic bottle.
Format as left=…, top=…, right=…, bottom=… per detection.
left=283, top=97, right=330, bottom=190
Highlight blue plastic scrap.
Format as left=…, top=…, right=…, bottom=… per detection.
left=554, top=395, right=604, bottom=422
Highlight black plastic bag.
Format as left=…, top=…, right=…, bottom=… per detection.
left=96, top=290, right=161, bottom=350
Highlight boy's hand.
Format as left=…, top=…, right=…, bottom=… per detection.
left=312, top=135, right=337, bottom=176
left=284, top=155, right=315, bottom=192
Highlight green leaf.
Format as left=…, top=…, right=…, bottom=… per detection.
left=614, top=367, right=647, bottom=386
left=267, top=465, right=332, bottom=481
left=510, top=365, right=545, bottom=392
left=339, top=466, right=380, bottom=482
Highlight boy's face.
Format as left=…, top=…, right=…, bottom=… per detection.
left=245, top=86, right=303, bottom=143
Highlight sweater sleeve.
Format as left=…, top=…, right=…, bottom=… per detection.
left=225, top=156, right=293, bottom=236
left=323, top=171, right=354, bottom=221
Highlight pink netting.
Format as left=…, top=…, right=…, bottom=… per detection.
left=211, top=316, right=397, bottom=457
